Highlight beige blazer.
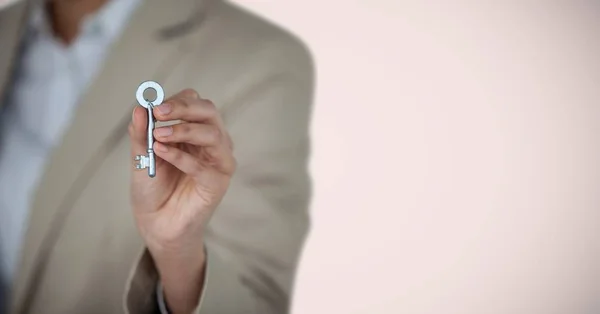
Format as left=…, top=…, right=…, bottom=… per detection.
left=0, top=0, right=314, bottom=313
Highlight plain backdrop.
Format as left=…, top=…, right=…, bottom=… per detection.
left=230, top=1, right=600, bottom=314
left=0, top=1, right=598, bottom=313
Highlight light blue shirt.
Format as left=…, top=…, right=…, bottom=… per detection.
left=0, top=0, right=169, bottom=312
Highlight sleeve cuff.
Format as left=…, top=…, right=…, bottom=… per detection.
left=187, top=244, right=255, bottom=313
left=156, top=282, right=169, bottom=314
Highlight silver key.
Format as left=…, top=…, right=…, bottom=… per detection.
left=134, top=81, right=165, bottom=178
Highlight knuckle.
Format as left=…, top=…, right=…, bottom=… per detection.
left=203, top=99, right=217, bottom=116
left=183, top=125, right=197, bottom=142
left=165, top=98, right=186, bottom=117
left=174, top=97, right=187, bottom=109
left=191, top=161, right=204, bottom=177
left=203, top=99, right=215, bottom=109
left=166, top=96, right=182, bottom=107
left=182, top=88, right=200, bottom=100
left=171, top=149, right=184, bottom=162
left=206, top=126, right=221, bottom=144
left=178, top=123, right=192, bottom=136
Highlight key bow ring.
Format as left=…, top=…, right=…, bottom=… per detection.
left=134, top=80, right=165, bottom=178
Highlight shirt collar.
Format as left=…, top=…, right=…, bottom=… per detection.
left=28, top=0, right=142, bottom=41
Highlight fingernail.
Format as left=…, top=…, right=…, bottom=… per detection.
left=157, top=103, right=171, bottom=115
left=131, top=107, right=137, bottom=123
left=155, top=142, right=168, bottom=153
left=155, top=126, right=173, bottom=137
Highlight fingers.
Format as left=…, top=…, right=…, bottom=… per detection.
left=153, top=122, right=236, bottom=175
left=153, top=89, right=221, bottom=126
left=147, top=88, right=236, bottom=176
left=154, top=123, right=221, bottom=147
left=153, top=142, right=202, bottom=176
left=153, top=142, right=236, bottom=176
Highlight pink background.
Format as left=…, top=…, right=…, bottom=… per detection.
left=231, top=1, right=600, bottom=314
left=1, top=1, right=599, bottom=313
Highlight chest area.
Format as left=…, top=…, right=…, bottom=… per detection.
left=23, top=135, right=144, bottom=314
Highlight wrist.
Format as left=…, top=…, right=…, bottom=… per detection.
left=153, top=239, right=206, bottom=283
left=155, top=247, right=207, bottom=314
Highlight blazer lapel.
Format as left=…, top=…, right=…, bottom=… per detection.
left=10, top=0, right=212, bottom=312
left=0, top=1, right=30, bottom=111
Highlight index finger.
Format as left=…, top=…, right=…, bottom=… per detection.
left=153, top=89, right=222, bottom=126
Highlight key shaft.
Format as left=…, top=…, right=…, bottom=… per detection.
left=146, top=105, right=157, bottom=177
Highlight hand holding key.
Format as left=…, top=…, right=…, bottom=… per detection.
left=128, top=86, right=235, bottom=313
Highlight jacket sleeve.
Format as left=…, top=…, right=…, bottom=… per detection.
left=124, top=61, right=315, bottom=314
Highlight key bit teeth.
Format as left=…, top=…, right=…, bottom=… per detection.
left=134, top=155, right=151, bottom=170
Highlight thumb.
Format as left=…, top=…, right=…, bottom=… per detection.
left=129, top=105, right=148, bottom=161
left=129, top=105, right=167, bottom=213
